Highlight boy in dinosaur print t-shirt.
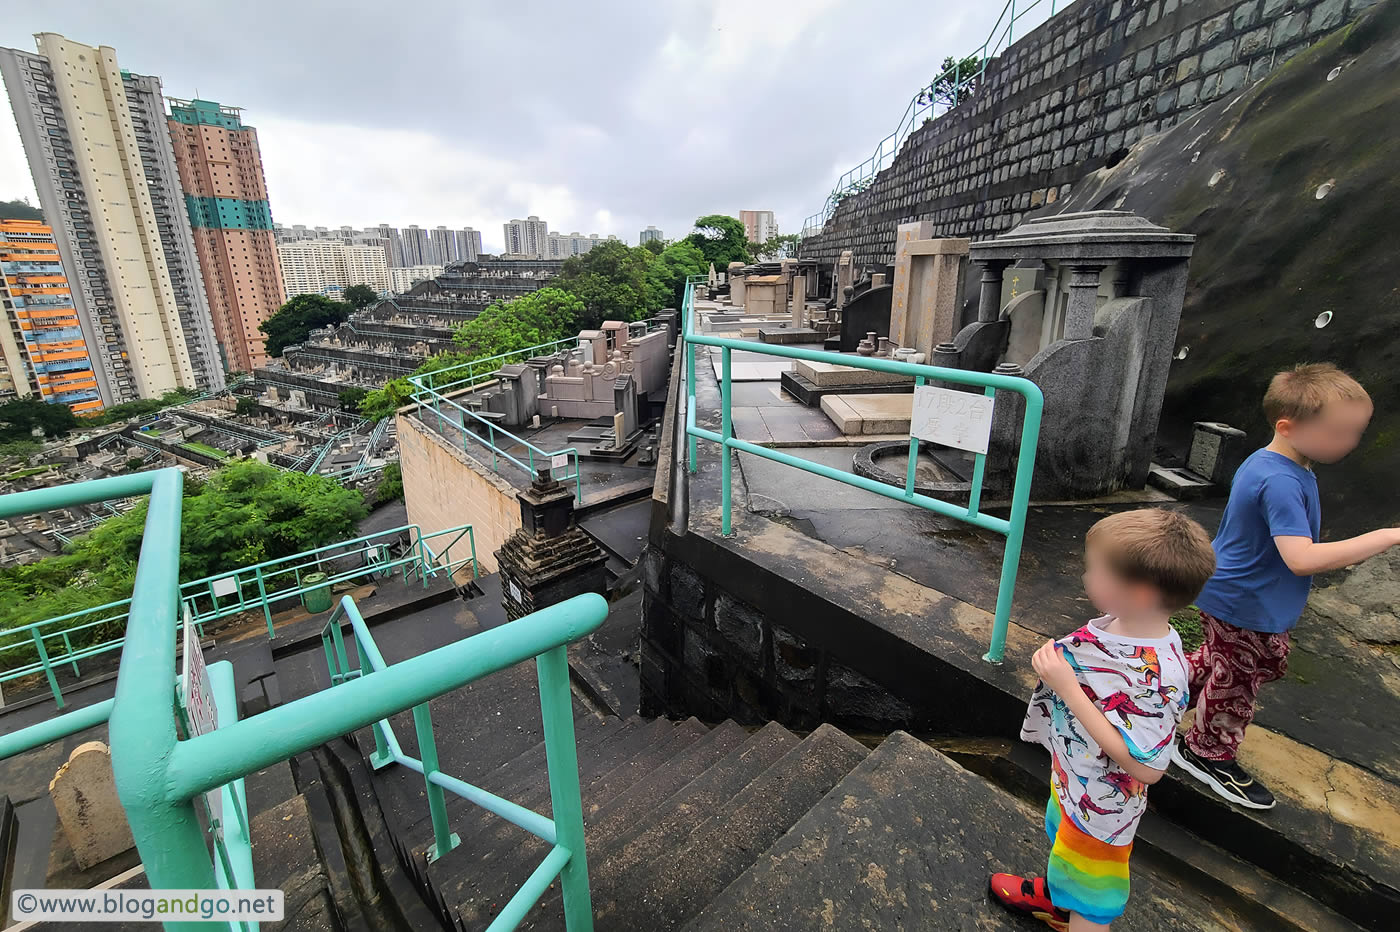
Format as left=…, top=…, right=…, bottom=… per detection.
left=991, top=509, right=1216, bottom=931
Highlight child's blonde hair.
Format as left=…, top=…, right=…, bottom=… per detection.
left=1263, top=363, right=1370, bottom=427
left=1086, top=509, right=1216, bottom=611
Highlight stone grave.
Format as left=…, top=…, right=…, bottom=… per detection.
left=888, top=223, right=968, bottom=362
left=819, top=394, right=913, bottom=436
left=780, top=359, right=913, bottom=406
left=49, top=741, right=135, bottom=870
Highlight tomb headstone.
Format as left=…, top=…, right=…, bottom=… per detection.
left=49, top=741, right=135, bottom=870
left=728, top=262, right=746, bottom=306
left=790, top=275, right=807, bottom=327
left=835, top=250, right=855, bottom=308
left=1188, top=422, right=1249, bottom=486
left=889, top=224, right=969, bottom=361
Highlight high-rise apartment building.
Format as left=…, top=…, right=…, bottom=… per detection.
left=429, top=226, right=454, bottom=265
left=389, top=265, right=444, bottom=293
left=401, top=225, right=429, bottom=266
left=456, top=228, right=482, bottom=263
left=167, top=98, right=286, bottom=373
left=639, top=226, right=663, bottom=245
left=277, top=239, right=390, bottom=298
left=0, top=218, right=103, bottom=413
left=545, top=231, right=608, bottom=260
left=502, top=216, right=549, bottom=258
left=0, top=34, right=224, bottom=402
left=740, top=210, right=778, bottom=245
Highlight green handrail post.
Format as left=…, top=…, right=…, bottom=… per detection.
left=360, top=632, right=393, bottom=770
left=686, top=286, right=699, bottom=473
left=61, top=631, right=80, bottom=677
left=985, top=385, right=1044, bottom=665
left=720, top=346, right=733, bottom=536
left=538, top=643, right=593, bottom=931
left=255, top=567, right=273, bottom=639
left=413, top=701, right=461, bottom=861
left=1009, top=0, right=1017, bottom=43
left=30, top=626, right=63, bottom=708
left=905, top=375, right=925, bottom=498
left=208, top=660, right=258, bottom=932
left=106, top=468, right=224, bottom=926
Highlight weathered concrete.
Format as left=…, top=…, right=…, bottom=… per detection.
left=48, top=741, right=133, bottom=870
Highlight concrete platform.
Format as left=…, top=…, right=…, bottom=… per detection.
left=820, top=393, right=913, bottom=435
left=779, top=368, right=913, bottom=407
left=795, top=358, right=914, bottom=388
left=757, top=327, right=821, bottom=344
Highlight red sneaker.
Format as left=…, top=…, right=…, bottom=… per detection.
left=989, top=873, right=1070, bottom=930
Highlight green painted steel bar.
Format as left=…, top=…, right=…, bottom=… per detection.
left=413, top=702, right=461, bottom=861
left=485, top=845, right=572, bottom=932
left=166, top=592, right=609, bottom=800
left=905, top=375, right=925, bottom=497
left=966, top=385, right=996, bottom=518
left=0, top=471, right=159, bottom=520
left=208, top=660, right=259, bottom=932
left=0, top=697, right=112, bottom=759
left=105, top=468, right=225, bottom=927
left=28, top=626, right=63, bottom=708
left=720, top=347, right=733, bottom=535
left=537, top=643, right=593, bottom=930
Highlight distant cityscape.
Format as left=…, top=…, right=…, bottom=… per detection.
left=0, top=32, right=685, bottom=415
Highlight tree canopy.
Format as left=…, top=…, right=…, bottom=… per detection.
left=235, top=395, right=260, bottom=417
left=454, top=287, right=585, bottom=357
left=0, top=198, right=43, bottom=221
left=684, top=215, right=752, bottom=271
left=341, top=284, right=379, bottom=309
left=557, top=241, right=656, bottom=329
left=260, top=294, right=353, bottom=357
left=0, top=461, right=368, bottom=672
left=749, top=233, right=801, bottom=261
left=0, top=397, right=79, bottom=442
left=338, top=387, right=369, bottom=413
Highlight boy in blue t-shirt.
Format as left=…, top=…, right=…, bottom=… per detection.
left=1173, top=364, right=1400, bottom=809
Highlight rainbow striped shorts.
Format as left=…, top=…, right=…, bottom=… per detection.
left=1044, top=793, right=1132, bottom=924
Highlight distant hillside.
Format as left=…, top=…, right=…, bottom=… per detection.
left=1047, top=3, right=1400, bottom=536
left=0, top=199, right=42, bottom=221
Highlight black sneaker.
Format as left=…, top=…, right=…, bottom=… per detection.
left=1172, top=736, right=1276, bottom=809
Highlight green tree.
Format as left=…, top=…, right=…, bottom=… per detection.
left=125, top=456, right=146, bottom=471
left=920, top=54, right=983, bottom=108
left=342, top=284, right=379, bottom=309
left=647, top=240, right=707, bottom=310
left=557, top=241, right=658, bottom=326
left=234, top=395, right=259, bottom=417
left=749, top=233, right=802, bottom=261
left=338, top=387, right=369, bottom=413
left=0, top=397, right=79, bottom=442
left=375, top=462, right=403, bottom=503
left=684, top=215, right=751, bottom=271
left=91, top=389, right=198, bottom=426
left=454, top=287, right=585, bottom=357
left=259, top=294, right=353, bottom=357
left=640, top=238, right=666, bottom=256
left=359, top=379, right=415, bottom=421
left=0, top=198, right=43, bottom=221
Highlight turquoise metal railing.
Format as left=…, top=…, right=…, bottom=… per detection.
left=0, top=521, right=478, bottom=709
left=412, top=336, right=580, bottom=396
left=408, top=374, right=583, bottom=503
left=0, top=469, right=608, bottom=932
left=802, top=0, right=1064, bottom=236
left=319, top=594, right=599, bottom=929
left=681, top=280, right=1043, bottom=663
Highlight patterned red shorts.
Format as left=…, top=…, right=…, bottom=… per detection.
left=1184, top=612, right=1290, bottom=762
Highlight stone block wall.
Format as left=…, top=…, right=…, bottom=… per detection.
left=398, top=411, right=522, bottom=574
left=802, top=0, right=1378, bottom=266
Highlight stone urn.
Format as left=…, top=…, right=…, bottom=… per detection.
left=893, top=347, right=926, bottom=365
left=876, top=337, right=894, bottom=357
left=856, top=332, right=877, bottom=356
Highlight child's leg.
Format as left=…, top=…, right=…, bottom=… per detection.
left=1070, top=913, right=1112, bottom=931
left=1185, top=613, right=1290, bottom=760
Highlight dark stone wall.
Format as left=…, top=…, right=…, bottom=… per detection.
left=801, top=0, right=1378, bottom=266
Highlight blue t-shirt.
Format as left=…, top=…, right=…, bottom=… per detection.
left=1196, top=449, right=1321, bottom=633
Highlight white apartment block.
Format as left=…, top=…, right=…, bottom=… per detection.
left=502, top=216, right=549, bottom=259
left=278, top=239, right=390, bottom=298
left=389, top=265, right=444, bottom=293
left=740, top=210, right=779, bottom=244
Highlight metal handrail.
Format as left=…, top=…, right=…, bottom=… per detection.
left=0, top=468, right=606, bottom=932
left=413, top=335, right=580, bottom=396
left=0, top=521, right=479, bottom=707
left=681, top=281, right=1043, bottom=663
left=802, top=0, right=1062, bottom=236
left=408, top=374, right=583, bottom=503
left=317, top=594, right=601, bottom=929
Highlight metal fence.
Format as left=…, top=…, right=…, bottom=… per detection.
left=681, top=280, right=1043, bottom=663
left=802, top=0, right=1065, bottom=236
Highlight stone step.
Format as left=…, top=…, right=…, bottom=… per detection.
left=464, top=720, right=752, bottom=929
left=389, top=713, right=633, bottom=851
left=514, top=721, right=801, bottom=931
left=685, top=732, right=1285, bottom=932
left=595, top=723, right=869, bottom=930
left=247, top=794, right=340, bottom=932
left=943, top=734, right=1382, bottom=931
left=438, top=718, right=710, bottom=922
left=819, top=392, right=912, bottom=435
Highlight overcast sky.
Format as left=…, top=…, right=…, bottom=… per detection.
left=0, top=1, right=1049, bottom=254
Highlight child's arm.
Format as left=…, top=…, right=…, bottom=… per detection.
left=1032, top=641, right=1166, bottom=786
left=1274, top=528, right=1400, bottom=576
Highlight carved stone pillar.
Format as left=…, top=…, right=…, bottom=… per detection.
left=495, top=469, right=607, bottom=622
left=1064, top=265, right=1106, bottom=341
left=977, top=260, right=1012, bottom=323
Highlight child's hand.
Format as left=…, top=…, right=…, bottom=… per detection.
left=1032, top=640, right=1078, bottom=696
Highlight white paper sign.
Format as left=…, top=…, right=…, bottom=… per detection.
left=508, top=580, right=522, bottom=602
left=550, top=453, right=569, bottom=470
left=910, top=384, right=995, bottom=454
left=210, top=575, right=239, bottom=599
left=180, top=610, right=222, bottom=832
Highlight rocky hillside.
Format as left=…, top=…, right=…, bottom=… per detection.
left=1047, top=2, right=1400, bottom=536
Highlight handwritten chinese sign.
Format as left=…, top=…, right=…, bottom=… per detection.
left=910, top=384, right=995, bottom=455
